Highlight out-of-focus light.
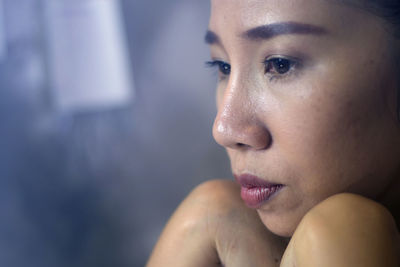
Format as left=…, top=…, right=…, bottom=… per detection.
left=43, top=0, right=134, bottom=113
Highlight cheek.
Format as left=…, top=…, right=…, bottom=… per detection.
left=276, top=64, right=395, bottom=196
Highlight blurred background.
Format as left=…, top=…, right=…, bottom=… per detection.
left=0, top=0, right=231, bottom=266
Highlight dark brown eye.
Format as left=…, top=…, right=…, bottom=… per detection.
left=206, top=60, right=231, bottom=76
left=265, top=58, right=293, bottom=75
left=218, top=62, right=231, bottom=75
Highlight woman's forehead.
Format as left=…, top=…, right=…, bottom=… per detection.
left=208, top=0, right=385, bottom=49
left=209, top=0, right=366, bottom=34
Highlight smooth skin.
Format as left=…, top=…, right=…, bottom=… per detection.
left=147, top=181, right=399, bottom=266
left=147, top=180, right=288, bottom=267
left=147, top=0, right=400, bottom=266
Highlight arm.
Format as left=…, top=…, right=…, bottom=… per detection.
left=282, top=193, right=400, bottom=267
left=146, top=179, right=287, bottom=267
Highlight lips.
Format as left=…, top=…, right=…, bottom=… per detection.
left=234, top=174, right=284, bottom=208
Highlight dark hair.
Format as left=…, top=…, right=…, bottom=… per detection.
left=339, top=0, right=400, bottom=36
left=359, top=1, right=400, bottom=120
left=363, top=1, right=400, bottom=37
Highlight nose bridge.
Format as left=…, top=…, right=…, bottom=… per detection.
left=218, top=77, right=253, bottom=129
left=213, top=71, right=271, bottom=150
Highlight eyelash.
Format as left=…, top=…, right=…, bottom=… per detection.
left=205, top=60, right=231, bottom=80
left=205, top=56, right=300, bottom=82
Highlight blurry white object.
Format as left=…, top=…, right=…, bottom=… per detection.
left=44, top=0, right=134, bottom=113
left=0, top=0, right=5, bottom=60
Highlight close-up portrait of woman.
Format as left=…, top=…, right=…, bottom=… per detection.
left=2, top=0, right=400, bottom=266
left=147, top=0, right=400, bottom=266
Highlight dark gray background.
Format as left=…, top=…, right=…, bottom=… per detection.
left=0, top=0, right=231, bottom=266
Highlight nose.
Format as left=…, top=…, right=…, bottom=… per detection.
left=212, top=85, right=271, bottom=151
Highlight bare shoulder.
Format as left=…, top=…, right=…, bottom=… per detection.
left=290, top=193, right=400, bottom=267
left=163, top=179, right=241, bottom=236
left=193, top=180, right=288, bottom=266
left=184, top=179, right=243, bottom=218
left=190, top=179, right=240, bottom=202
left=146, top=179, right=237, bottom=267
left=148, top=179, right=287, bottom=267
left=301, top=193, right=399, bottom=239
left=309, top=193, right=398, bottom=220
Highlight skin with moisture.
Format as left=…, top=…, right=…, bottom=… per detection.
left=147, top=0, right=400, bottom=266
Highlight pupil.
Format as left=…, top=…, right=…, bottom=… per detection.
left=274, top=58, right=290, bottom=74
left=220, top=63, right=230, bottom=75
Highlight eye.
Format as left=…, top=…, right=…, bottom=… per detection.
left=264, top=56, right=297, bottom=78
left=206, top=60, right=231, bottom=76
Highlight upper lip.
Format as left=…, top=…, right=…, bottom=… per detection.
left=234, top=173, right=282, bottom=188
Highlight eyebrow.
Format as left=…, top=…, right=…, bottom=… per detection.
left=204, top=30, right=220, bottom=45
left=205, top=21, right=328, bottom=45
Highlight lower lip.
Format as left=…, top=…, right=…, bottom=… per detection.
left=240, top=185, right=284, bottom=208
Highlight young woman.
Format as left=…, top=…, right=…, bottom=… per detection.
left=147, top=0, right=400, bottom=266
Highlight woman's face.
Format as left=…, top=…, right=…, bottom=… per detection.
left=208, top=0, right=400, bottom=236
